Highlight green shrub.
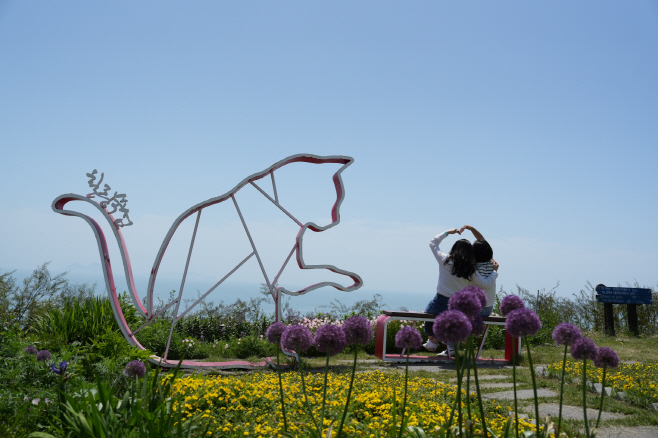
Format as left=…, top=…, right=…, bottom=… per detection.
left=223, top=334, right=275, bottom=359
left=29, top=365, right=206, bottom=438
left=30, top=295, right=118, bottom=349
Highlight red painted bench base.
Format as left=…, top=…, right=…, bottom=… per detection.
left=375, top=311, right=520, bottom=364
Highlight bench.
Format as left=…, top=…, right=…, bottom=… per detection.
left=374, top=310, right=520, bottom=364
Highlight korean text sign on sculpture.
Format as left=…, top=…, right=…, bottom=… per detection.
left=52, top=154, right=363, bottom=369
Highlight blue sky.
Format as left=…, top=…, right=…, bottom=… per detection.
left=1, top=1, right=657, bottom=312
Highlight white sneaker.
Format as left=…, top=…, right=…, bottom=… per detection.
left=437, top=348, right=455, bottom=358
left=423, top=340, right=438, bottom=351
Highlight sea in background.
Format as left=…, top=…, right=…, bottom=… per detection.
left=12, top=263, right=430, bottom=317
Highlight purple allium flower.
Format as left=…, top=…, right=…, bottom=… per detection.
left=593, top=347, right=619, bottom=369
left=462, top=286, right=487, bottom=308
left=505, top=308, right=542, bottom=338
left=470, top=315, right=485, bottom=336
left=449, top=290, right=482, bottom=318
left=266, top=322, right=287, bottom=345
left=552, top=323, right=581, bottom=346
left=50, top=361, right=68, bottom=375
left=281, top=324, right=313, bottom=352
left=500, top=295, right=525, bottom=317
left=24, top=345, right=38, bottom=355
left=36, top=350, right=51, bottom=362
left=571, top=337, right=597, bottom=361
left=314, top=324, right=346, bottom=356
left=395, top=326, right=423, bottom=349
left=432, top=310, right=472, bottom=345
left=124, top=360, right=146, bottom=379
left=342, top=316, right=373, bottom=346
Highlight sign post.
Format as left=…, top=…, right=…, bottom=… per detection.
left=596, top=285, right=653, bottom=337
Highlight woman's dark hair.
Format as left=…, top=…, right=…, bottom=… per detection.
left=473, top=239, right=493, bottom=263
left=444, top=239, right=476, bottom=280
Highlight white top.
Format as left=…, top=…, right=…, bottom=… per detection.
left=476, top=260, right=497, bottom=307
left=430, top=233, right=498, bottom=299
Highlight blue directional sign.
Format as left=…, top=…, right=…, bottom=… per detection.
left=596, top=287, right=653, bottom=305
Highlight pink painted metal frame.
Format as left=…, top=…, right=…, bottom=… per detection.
left=52, top=154, right=362, bottom=369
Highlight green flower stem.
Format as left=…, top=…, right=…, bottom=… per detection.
left=455, top=347, right=464, bottom=436
left=298, top=358, right=320, bottom=434
left=471, top=338, right=487, bottom=438
left=447, top=342, right=466, bottom=429
left=583, top=359, right=590, bottom=438
left=512, top=338, right=519, bottom=438
left=57, top=379, right=67, bottom=427
left=319, top=353, right=330, bottom=435
left=557, top=344, right=568, bottom=437
left=397, top=352, right=410, bottom=438
left=276, top=350, right=288, bottom=432
left=525, top=341, right=540, bottom=437
left=596, top=366, right=608, bottom=428
left=337, top=347, right=359, bottom=438
left=465, top=337, right=472, bottom=422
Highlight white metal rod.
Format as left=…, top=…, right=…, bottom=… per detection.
left=176, top=251, right=255, bottom=321
left=271, top=243, right=296, bottom=293
left=249, top=181, right=303, bottom=227
left=164, top=209, right=202, bottom=360
left=232, top=195, right=272, bottom=291
left=130, top=300, right=179, bottom=336
left=270, top=171, right=278, bottom=203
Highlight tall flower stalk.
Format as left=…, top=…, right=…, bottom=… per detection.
left=266, top=322, right=289, bottom=433
left=506, top=306, right=542, bottom=436
left=433, top=309, right=473, bottom=436
left=500, top=295, right=525, bottom=438
left=394, top=325, right=423, bottom=438
left=468, top=315, right=487, bottom=438
left=447, top=288, right=485, bottom=436
left=552, top=323, right=582, bottom=437
left=314, top=324, right=347, bottom=435
left=593, top=347, right=619, bottom=428
left=338, top=316, right=373, bottom=438
left=571, top=336, right=598, bottom=438
left=281, top=324, right=317, bottom=434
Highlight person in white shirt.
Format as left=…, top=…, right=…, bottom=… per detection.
left=460, top=224, right=496, bottom=316
left=423, top=228, right=499, bottom=352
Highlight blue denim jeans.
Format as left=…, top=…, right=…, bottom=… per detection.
left=424, top=294, right=449, bottom=337
left=424, top=296, right=494, bottom=338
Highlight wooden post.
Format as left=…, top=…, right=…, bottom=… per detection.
left=627, top=304, right=639, bottom=337
left=604, top=303, right=615, bottom=337
left=596, top=285, right=651, bottom=338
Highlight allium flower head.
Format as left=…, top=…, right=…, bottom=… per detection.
left=24, top=345, right=38, bottom=355
left=571, top=337, right=597, bottom=361
left=462, top=286, right=487, bottom=308
left=50, top=361, right=68, bottom=375
left=124, top=360, right=146, bottom=379
left=500, top=295, right=525, bottom=317
left=505, top=308, right=542, bottom=338
left=395, top=326, right=423, bottom=349
left=36, top=350, right=52, bottom=362
left=593, top=347, right=619, bottom=369
left=342, top=316, right=373, bottom=346
left=314, top=324, right=346, bottom=356
left=470, top=315, right=485, bottom=336
left=449, top=290, right=482, bottom=318
left=552, top=323, right=581, bottom=346
left=433, top=310, right=472, bottom=345
left=281, top=324, right=313, bottom=352
left=266, top=322, right=287, bottom=345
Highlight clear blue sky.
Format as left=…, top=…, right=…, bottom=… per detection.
left=1, top=1, right=657, bottom=312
